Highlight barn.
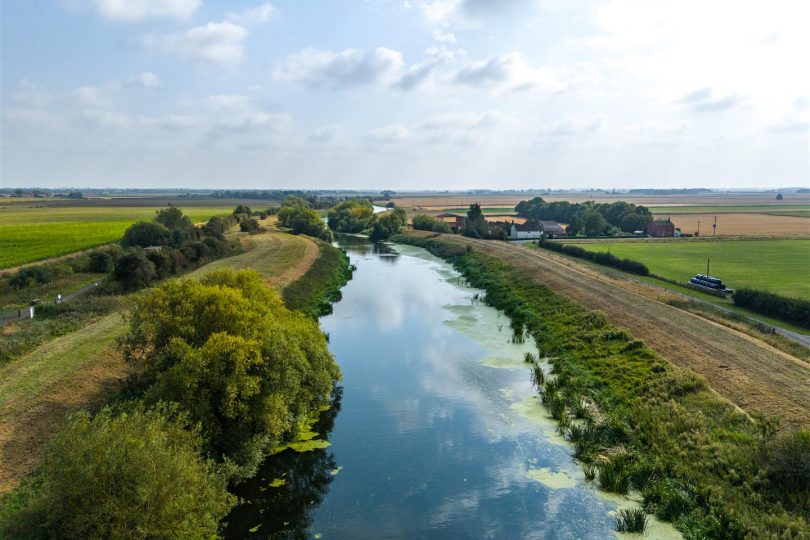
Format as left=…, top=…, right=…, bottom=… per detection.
left=510, top=222, right=543, bottom=240
left=647, top=218, right=675, bottom=237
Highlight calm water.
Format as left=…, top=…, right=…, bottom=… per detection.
left=225, top=237, right=621, bottom=539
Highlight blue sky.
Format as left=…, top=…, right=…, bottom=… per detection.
left=1, top=0, right=808, bottom=189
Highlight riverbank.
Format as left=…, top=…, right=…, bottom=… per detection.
left=392, top=232, right=809, bottom=538
left=0, top=229, right=347, bottom=495
left=283, top=239, right=353, bottom=317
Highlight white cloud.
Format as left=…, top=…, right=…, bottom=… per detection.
left=90, top=0, right=200, bottom=21
left=125, top=72, right=160, bottom=89
left=433, top=30, right=456, bottom=44
left=274, top=47, right=405, bottom=89
left=226, top=3, right=275, bottom=25
left=679, top=88, right=742, bottom=113
left=144, top=22, right=247, bottom=65
left=366, top=124, right=411, bottom=143
left=454, top=52, right=565, bottom=92
left=537, top=117, right=602, bottom=137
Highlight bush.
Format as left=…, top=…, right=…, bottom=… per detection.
left=759, top=429, right=810, bottom=504
left=239, top=217, right=261, bottom=234
left=8, top=266, right=53, bottom=288
left=0, top=407, right=234, bottom=539
left=537, top=240, right=650, bottom=276
left=598, top=455, right=632, bottom=494
left=121, top=221, right=171, bottom=248
left=733, top=288, right=810, bottom=330
left=642, top=479, right=695, bottom=521
left=615, top=508, right=647, bottom=533
left=412, top=214, right=452, bottom=233
left=87, top=250, right=114, bottom=273
left=112, top=252, right=156, bottom=290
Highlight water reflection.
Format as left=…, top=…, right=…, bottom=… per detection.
left=224, top=388, right=343, bottom=539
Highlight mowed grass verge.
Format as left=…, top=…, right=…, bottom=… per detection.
left=571, top=239, right=810, bottom=300
left=0, top=206, right=233, bottom=269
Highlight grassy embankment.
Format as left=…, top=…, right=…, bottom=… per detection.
left=0, top=230, right=351, bottom=493
left=0, top=206, right=234, bottom=269
left=394, top=233, right=809, bottom=539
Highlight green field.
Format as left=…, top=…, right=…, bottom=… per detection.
left=0, top=206, right=232, bottom=269
left=649, top=204, right=810, bottom=215
left=574, top=239, right=810, bottom=300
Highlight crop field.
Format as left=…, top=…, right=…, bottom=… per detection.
left=0, top=205, right=234, bottom=269
left=440, top=207, right=516, bottom=214
left=571, top=239, right=810, bottom=300
left=663, top=212, right=810, bottom=237
left=649, top=204, right=810, bottom=215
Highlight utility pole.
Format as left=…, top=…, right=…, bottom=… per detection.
left=706, top=258, right=710, bottom=276
left=712, top=216, right=717, bottom=236
left=697, top=219, right=700, bottom=236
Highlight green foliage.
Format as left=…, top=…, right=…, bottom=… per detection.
left=392, top=233, right=810, bottom=538
left=515, top=197, right=653, bottom=234
left=112, top=252, right=157, bottom=290
left=120, top=269, right=341, bottom=478
left=277, top=196, right=333, bottom=241
left=412, top=214, right=452, bottom=233
left=615, top=508, right=648, bottom=533
left=463, top=203, right=488, bottom=239
left=8, top=265, right=54, bottom=289
left=538, top=239, right=650, bottom=276
left=643, top=479, right=696, bottom=522
left=120, top=220, right=171, bottom=248
left=240, top=217, right=262, bottom=234
left=327, top=199, right=374, bottom=233
left=87, top=250, right=114, bottom=273
left=233, top=204, right=253, bottom=216
left=583, top=210, right=608, bottom=237
left=759, top=429, right=810, bottom=511
left=283, top=241, right=353, bottom=317
left=369, top=208, right=407, bottom=242
left=0, top=407, right=234, bottom=539
left=733, top=288, right=810, bottom=330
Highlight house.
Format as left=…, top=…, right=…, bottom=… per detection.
left=436, top=213, right=465, bottom=233
left=510, top=222, right=543, bottom=240
left=540, top=221, right=567, bottom=238
left=647, top=218, right=675, bottom=237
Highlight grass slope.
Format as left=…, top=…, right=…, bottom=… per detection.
left=571, top=239, right=810, bottom=300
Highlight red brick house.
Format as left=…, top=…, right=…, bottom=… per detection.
left=647, top=218, right=675, bottom=237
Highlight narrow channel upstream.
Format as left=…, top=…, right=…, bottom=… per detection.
left=226, top=237, right=624, bottom=539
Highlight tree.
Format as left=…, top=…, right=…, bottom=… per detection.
left=583, top=210, right=608, bottom=237
left=368, top=208, right=406, bottom=242
left=327, top=199, right=374, bottom=233
left=87, top=250, right=114, bottom=273
left=240, top=218, right=261, bottom=234
left=463, top=203, right=488, bottom=239
left=566, top=216, right=584, bottom=237
left=619, top=213, right=648, bottom=233
left=0, top=407, right=234, bottom=539
left=121, top=221, right=170, bottom=248
left=233, top=204, right=253, bottom=217
left=119, top=270, right=341, bottom=478
left=412, top=214, right=451, bottom=233
left=67, top=191, right=83, bottom=199
left=776, top=193, right=784, bottom=200
left=112, top=252, right=156, bottom=290
left=155, top=205, right=194, bottom=231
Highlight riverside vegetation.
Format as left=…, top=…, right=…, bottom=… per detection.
left=0, top=269, right=342, bottom=538
left=394, top=233, right=810, bottom=538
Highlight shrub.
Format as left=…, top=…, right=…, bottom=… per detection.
left=598, top=455, right=632, bottom=494
left=8, top=266, right=53, bottom=288
left=537, top=240, right=650, bottom=276
left=642, top=479, right=695, bottom=521
left=87, top=250, right=114, bottom=273
left=239, top=217, right=261, bottom=234
left=615, top=508, right=647, bottom=533
left=112, top=252, right=156, bottom=290
left=412, top=214, right=452, bottom=233
left=733, top=288, right=810, bottom=330
left=0, top=407, right=234, bottom=539
left=120, top=221, right=170, bottom=248
left=759, top=429, right=810, bottom=505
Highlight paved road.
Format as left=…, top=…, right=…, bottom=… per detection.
left=0, top=282, right=100, bottom=325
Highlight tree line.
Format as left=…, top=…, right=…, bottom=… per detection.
left=326, top=199, right=407, bottom=241
left=733, top=288, right=810, bottom=330
left=515, top=197, right=654, bottom=236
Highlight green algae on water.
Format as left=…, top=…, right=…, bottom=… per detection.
left=526, top=467, right=577, bottom=489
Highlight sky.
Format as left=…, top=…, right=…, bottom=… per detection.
left=1, top=0, right=808, bottom=190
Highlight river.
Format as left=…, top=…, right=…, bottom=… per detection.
left=225, top=237, right=629, bottom=539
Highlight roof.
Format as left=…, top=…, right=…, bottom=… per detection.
left=512, top=222, right=542, bottom=232
left=435, top=212, right=464, bottom=218
left=541, top=220, right=565, bottom=232
left=652, top=217, right=673, bottom=223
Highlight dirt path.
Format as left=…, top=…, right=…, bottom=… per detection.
left=0, top=230, right=322, bottom=494
left=411, top=231, right=810, bottom=426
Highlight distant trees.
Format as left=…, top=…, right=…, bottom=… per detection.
left=327, top=199, right=374, bottom=233
left=412, top=214, right=452, bottom=233
left=515, top=197, right=653, bottom=236
left=277, top=196, right=332, bottom=241
left=462, top=203, right=488, bottom=239
left=0, top=407, right=234, bottom=539
left=67, top=191, right=83, bottom=199
left=583, top=210, right=609, bottom=237
left=776, top=193, right=784, bottom=200
left=233, top=204, right=253, bottom=217
left=368, top=208, right=406, bottom=242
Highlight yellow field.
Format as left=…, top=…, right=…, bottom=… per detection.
left=663, top=213, right=810, bottom=237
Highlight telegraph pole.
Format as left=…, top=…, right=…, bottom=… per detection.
left=706, top=258, right=710, bottom=276
left=712, top=216, right=717, bottom=236
left=697, top=219, right=700, bottom=236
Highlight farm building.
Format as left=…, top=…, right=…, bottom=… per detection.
left=436, top=213, right=465, bottom=233
left=541, top=221, right=567, bottom=238
left=511, top=222, right=543, bottom=240
left=647, top=218, right=675, bottom=237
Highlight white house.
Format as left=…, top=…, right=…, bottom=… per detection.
left=510, top=223, right=543, bottom=240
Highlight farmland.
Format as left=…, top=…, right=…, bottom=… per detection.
left=649, top=204, right=810, bottom=215
left=569, top=239, right=810, bottom=300
left=0, top=205, right=236, bottom=269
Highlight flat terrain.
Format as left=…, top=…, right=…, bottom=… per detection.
left=0, top=229, right=319, bottom=494
left=649, top=204, right=810, bottom=215
left=408, top=231, right=810, bottom=426
left=0, top=205, right=236, bottom=268
left=568, top=239, right=810, bottom=300
left=661, top=213, right=810, bottom=237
